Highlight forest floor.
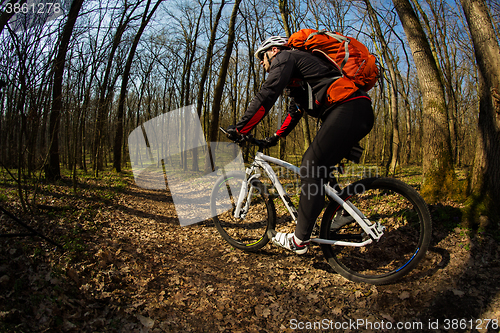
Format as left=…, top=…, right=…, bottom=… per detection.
left=0, top=168, right=499, bottom=333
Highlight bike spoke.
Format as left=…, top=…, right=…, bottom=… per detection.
left=320, top=178, right=432, bottom=284
left=211, top=172, right=275, bottom=251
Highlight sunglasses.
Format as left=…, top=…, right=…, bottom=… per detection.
left=258, top=49, right=270, bottom=62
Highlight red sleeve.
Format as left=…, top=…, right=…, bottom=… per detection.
left=276, top=102, right=303, bottom=137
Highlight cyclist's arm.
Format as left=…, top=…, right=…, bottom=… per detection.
left=236, top=52, right=294, bottom=135
left=276, top=101, right=303, bottom=137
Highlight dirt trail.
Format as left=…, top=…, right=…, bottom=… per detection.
left=0, top=180, right=499, bottom=332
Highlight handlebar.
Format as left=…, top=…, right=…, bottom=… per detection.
left=219, top=127, right=269, bottom=151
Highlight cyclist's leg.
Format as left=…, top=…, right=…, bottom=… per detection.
left=294, top=97, right=374, bottom=242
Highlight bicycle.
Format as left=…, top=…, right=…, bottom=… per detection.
left=211, top=128, right=432, bottom=285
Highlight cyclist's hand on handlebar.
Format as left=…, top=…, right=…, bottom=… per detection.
left=225, top=125, right=250, bottom=144
left=225, top=125, right=241, bottom=141
left=264, top=134, right=280, bottom=147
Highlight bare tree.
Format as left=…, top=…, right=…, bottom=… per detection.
left=93, top=0, right=142, bottom=175
left=278, top=0, right=311, bottom=151
left=46, top=0, right=85, bottom=180
left=363, top=0, right=400, bottom=175
left=192, top=0, right=226, bottom=171
left=279, top=0, right=291, bottom=37
left=113, top=0, right=164, bottom=173
left=460, top=0, right=500, bottom=222
left=412, top=0, right=460, bottom=164
left=392, top=0, right=457, bottom=202
left=206, top=0, right=242, bottom=171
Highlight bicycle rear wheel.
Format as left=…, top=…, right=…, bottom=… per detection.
left=211, top=171, right=276, bottom=251
left=320, top=177, right=432, bottom=285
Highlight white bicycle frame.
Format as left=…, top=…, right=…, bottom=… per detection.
left=233, top=151, right=385, bottom=247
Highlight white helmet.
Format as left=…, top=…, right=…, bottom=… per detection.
left=254, top=36, right=289, bottom=60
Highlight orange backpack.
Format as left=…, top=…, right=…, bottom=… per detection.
left=287, top=29, right=379, bottom=105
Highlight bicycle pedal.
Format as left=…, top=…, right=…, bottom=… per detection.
left=267, top=229, right=277, bottom=239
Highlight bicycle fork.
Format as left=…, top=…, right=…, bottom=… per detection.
left=232, top=166, right=265, bottom=219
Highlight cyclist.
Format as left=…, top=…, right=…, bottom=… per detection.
left=226, top=36, right=374, bottom=254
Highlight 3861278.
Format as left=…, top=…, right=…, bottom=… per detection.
left=443, top=319, right=498, bottom=330
left=4, top=2, right=62, bottom=15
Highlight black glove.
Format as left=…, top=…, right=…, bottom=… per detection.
left=225, top=125, right=242, bottom=142
left=264, top=134, right=280, bottom=147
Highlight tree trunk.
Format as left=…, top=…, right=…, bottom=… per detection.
left=206, top=0, right=242, bottom=172
left=364, top=0, right=400, bottom=174
left=113, top=0, right=163, bottom=173
left=278, top=0, right=291, bottom=156
left=193, top=0, right=225, bottom=172
left=392, top=0, right=456, bottom=202
left=279, top=0, right=291, bottom=37
left=46, top=0, right=84, bottom=180
left=278, top=0, right=311, bottom=152
left=419, top=0, right=460, bottom=164
left=94, top=2, right=139, bottom=174
left=460, top=0, right=500, bottom=222
left=180, top=5, right=204, bottom=171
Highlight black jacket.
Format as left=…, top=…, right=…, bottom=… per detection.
left=236, top=49, right=342, bottom=136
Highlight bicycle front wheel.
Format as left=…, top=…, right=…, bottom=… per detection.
left=320, top=177, right=432, bottom=285
left=210, top=171, right=276, bottom=251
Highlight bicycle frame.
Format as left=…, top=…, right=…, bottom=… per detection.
left=233, top=151, right=385, bottom=247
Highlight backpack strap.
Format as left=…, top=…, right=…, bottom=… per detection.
left=303, top=76, right=342, bottom=112
left=324, top=32, right=350, bottom=70
left=312, top=49, right=342, bottom=72
left=313, top=76, right=342, bottom=125
left=307, top=31, right=350, bottom=71
left=307, top=83, right=313, bottom=110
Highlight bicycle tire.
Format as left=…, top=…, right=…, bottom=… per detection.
left=320, top=177, right=432, bottom=285
left=211, top=171, right=276, bottom=251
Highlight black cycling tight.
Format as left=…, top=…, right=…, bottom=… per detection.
left=294, top=96, right=374, bottom=242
